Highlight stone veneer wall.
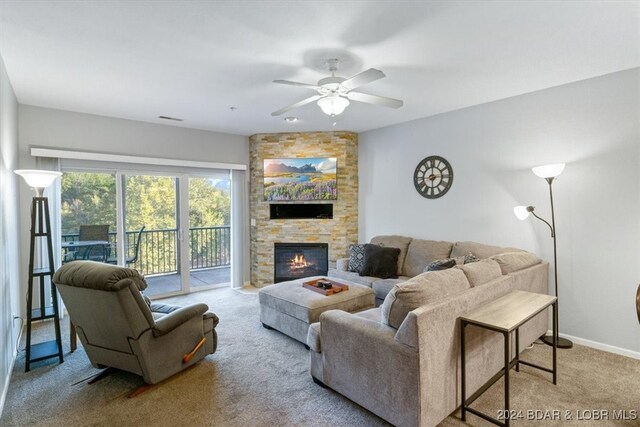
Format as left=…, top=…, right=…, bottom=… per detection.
left=249, top=132, right=358, bottom=287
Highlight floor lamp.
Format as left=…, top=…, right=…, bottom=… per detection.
left=15, top=169, right=65, bottom=371
left=514, top=163, right=573, bottom=349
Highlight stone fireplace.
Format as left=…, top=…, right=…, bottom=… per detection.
left=273, top=243, right=328, bottom=283
left=249, top=131, right=358, bottom=287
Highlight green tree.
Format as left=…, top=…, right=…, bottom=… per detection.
left=61, top=172, right=116, bottom=235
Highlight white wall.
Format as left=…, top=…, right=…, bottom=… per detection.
left=359, top=68, right=640, bottom=355
left=0, top=52, right=20, bottom=416
left=17, top=106, right=249, bottom=310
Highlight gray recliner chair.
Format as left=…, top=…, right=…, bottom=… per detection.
left=53, top=261, right=218, bottom=384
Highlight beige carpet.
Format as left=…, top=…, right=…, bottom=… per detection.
left=1, top=287, right=638, bottom=427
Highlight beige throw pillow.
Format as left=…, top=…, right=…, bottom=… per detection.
left=456, top=258, right=503, bottom=287
left=381, top=268, right=470, bottom=329
left=491, top=251, right=542, bottom=274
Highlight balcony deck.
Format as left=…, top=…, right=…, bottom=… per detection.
left=145, top=266, right=231, bottom=296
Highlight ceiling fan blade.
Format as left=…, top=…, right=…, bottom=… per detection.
left=340, top=68, right=385, bottom=91
left=271, top=95, right=323, bottom=116
left=347, top=91, right=403, bottom=109
left=273, top=80, right=321, bottom=90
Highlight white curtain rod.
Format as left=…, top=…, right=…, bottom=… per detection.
left=30, top=147, right=247, bottom=171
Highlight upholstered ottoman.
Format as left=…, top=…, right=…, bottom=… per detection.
left=259, top=276, right=375, bottom=346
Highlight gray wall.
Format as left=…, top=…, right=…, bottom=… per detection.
left=18, top=105, right=248, bottom=165
left=17, top=105, right=249, bottom=310
left=0, top=53, right=20, bottom=415
left=359, top=68, right=640, bottom=355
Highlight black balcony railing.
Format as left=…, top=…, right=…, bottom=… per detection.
left=62, top=226, right=231, bottom=277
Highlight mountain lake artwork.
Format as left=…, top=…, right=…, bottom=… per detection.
left=264, top=158, right=337, bottom=201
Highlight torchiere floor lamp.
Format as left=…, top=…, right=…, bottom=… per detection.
left=15, top=169, right=65, bottom=370
left=514, top=163, right=573, bottom=349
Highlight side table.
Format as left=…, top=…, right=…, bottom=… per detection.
left=460, top=290, right=558, bottom=427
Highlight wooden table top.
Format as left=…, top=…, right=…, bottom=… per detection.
left=460, top=290, right=557, bottom=332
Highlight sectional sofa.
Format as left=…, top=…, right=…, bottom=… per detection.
left=311, top=236, right=549, bottom=426
left=328, top=236, right=527, bottom=305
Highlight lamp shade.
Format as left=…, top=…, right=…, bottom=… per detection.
left=317, top=94, right=349, bottom=116
left=14, top=170, right=62, bottom=190
left=532, top=163, right=565, bottom=179
left=513, top=205, right=530, bottom=220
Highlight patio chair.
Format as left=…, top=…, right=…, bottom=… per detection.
left=64, top=224, right=110, bottom=263
left=106, top=226, right=145, bottom=266
left=53, top=261, right=218, bottom=385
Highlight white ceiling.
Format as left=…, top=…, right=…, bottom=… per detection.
left=0, top=1, right=638, bottom=136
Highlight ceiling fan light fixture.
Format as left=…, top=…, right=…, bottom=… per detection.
left=317, top=94, right=349, bottom=116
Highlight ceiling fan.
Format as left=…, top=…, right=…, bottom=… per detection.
left=271, top=58, right=403, bottom=117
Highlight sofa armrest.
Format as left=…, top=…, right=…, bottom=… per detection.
left=152, top=303, right=208, bottom=337
left=320, top=310, right=419, bottom=427
left=335, top=258, right=349, bottom=271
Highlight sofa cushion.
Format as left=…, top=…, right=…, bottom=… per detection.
left=456, top=259, right=503, bottom=287
left=372, top=277, right=410, bottom=301
left=450, top=241, right=523, bottom=259
left=348, top=244, right=367, bottom=273
left=360, top=244, right=401, bottom=279
left=403, top=239, right=454, bottom=277
left=335, top=258, right=349, bottom=271
left=370, top=235, right=412, bottom=276
left=491, top=251, right=541, bottom=274
left=327, top=269, right=376, bottom=288
left=354, top=307, right=383, bottom=323
left=381, top=269, right=471, bottom=329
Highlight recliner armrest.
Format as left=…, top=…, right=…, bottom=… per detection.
left=203, top=311, right=219, bottom=328
left=152, top=303, right=208, bottom=337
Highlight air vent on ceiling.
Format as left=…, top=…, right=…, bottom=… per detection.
left=158, top=115, right=183, bottom=122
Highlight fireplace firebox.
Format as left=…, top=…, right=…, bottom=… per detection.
left=274, top=243, right=328, bottom=283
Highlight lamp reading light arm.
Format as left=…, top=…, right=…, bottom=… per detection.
left=527, top=206, right=555, bottom=238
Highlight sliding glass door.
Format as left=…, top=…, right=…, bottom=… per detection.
left=60, top=168, right=233, bottom=298
left=188, top=175, right=231, bottom=289
left=123, top=174, right=180, bottom=296
left=60, top=171, right=117, bottom=264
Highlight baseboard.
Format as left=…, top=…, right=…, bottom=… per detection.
left=0, top=324, right=22, bottom=419
left=546, top=330, right=640, bottom=360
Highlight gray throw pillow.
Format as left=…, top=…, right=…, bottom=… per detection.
left=425, top=258, right=457, bottom=272
left=359, top=244, right=401, bottom=279
left=348, top=244, right=367, bottom=273
left=461, top=253, right=480, bottom=264
left=423, top=253, right=480, bottom=273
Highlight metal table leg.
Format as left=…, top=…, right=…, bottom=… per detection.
left=504, top=331, right=510, bottom=427
left=461, top=320, right=467, bottom=421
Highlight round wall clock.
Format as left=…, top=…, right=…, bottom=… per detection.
left=413, top=155, right=453, bottom=199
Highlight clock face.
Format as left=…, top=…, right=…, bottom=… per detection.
left=413, top=156, right=453, bottom=199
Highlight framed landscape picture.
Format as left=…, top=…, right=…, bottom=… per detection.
left=264, top=157, right=337, bottom=201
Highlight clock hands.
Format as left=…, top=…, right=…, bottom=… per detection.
left=414, top=156, right=454, bottom=199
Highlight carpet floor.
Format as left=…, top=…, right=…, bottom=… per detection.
left=1, top=287, right=638, bottom=427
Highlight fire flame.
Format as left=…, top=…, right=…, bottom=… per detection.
left=290, top=254, right=310, bottom=269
